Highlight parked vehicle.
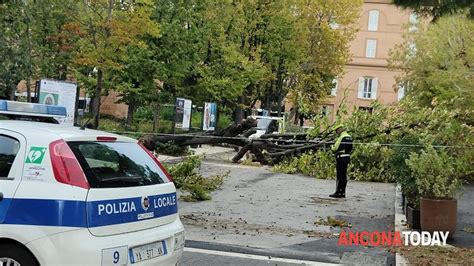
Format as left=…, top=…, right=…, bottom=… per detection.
left=0, top=100, right=184, bottom=265
left=247, top=116, right=285, bottom=139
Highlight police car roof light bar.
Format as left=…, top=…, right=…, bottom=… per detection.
left=0, top=100, right=67, bottom=118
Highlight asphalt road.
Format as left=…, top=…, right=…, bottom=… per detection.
left=176, top=155, right=397, bottom=265
left=181, top=247, right=335, bottom=266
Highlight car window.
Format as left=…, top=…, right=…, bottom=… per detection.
left=68, top=141, right=169, bottom=188
left=0, top=135, right=20, bottom=177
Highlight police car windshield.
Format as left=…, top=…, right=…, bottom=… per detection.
left=68, top=141, right=169, bottom=188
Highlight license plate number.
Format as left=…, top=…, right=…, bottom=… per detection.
left=129, top=240, right=167, bottom=264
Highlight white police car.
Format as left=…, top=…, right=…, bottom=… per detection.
left=0, top=101, right=184, bottom=265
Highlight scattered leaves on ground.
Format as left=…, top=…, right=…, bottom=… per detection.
left=389, top=245, right=474, bottom=265
left=241, top=159, right=262, bottom=167
left=462, top=227, right=474, bottom=234
left=181, top=213, right=338, bottom=239
left=309, top=196, right=339, bottom=205
left=314, top=216, right=352, bottom=228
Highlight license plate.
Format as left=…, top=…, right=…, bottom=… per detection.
left=129, top=240, right=167, bottom=264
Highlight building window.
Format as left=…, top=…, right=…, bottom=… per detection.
left=330, top=78, right=338, bottom=96
left=359, top=106, right=373, bottom=113
left=407, top=42, right=417, bottom=57
left=409, top=12, right=418, bottom=32
left=397, top=85, right=405, bottom=101
left=365, top=39, right=377, bottom=58
left=78, top=97, right=91, bottom=115
left=330, top=21, right=339, bottom=29
left=358, top=77, right=378, bottom=99
left=368, top=10, right=379, bottom=31
left=321, top=105, right=333, bottom=118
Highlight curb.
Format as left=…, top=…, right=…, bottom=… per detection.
left=184, top=240, right=341, bottom=265
left=394, top=184, right=408, bottom=265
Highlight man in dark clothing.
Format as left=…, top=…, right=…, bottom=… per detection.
left=330, top=124, right=353, bottom=198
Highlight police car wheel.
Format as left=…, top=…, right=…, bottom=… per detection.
left=0, top=244, right=38, bottom=266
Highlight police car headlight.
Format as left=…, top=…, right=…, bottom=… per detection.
left=174, top=231, right=185, bottom=250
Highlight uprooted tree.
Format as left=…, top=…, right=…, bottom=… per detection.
left=138, top=116, right=338, bottom=165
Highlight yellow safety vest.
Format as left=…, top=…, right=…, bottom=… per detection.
left=331, top=131, right=351, bottom=152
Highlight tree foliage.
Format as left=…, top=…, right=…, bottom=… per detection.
left=70, top=0, right=159, bottom=128
left=393, top=0, right=474, bottom=20
left=0, top=0, right=79, bottom=100
left=165, top=156, right=228, bottom=201
left=389, top=14, right=474, bottom=125
left=292, top=0, right=362, bottom=115
left=0, top=1, right=32, bottom=99
left=275, top=98, right=473, bottom=186
left=1, top=0, right=361, bottom=126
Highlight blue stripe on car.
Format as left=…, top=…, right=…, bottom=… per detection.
left=87, top=192, right=178, bottom=227
left=0, top=192, right=177, bottom=227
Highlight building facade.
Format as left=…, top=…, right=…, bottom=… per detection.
left=322, top=0, right=415, bottom=122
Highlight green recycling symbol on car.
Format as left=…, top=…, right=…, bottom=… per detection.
left=25, top=146, right=47, bottom=164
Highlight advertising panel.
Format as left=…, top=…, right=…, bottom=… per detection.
left=175, top=98, right=192, bottom=130
left=38, top=79, right=77, bottom=125
left=203, top=102, right=217, bottom=131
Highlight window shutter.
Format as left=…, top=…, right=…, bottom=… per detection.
left=371, top=78, right=378, bottom=99
left=368, top=10, right=379, bottom=31
left=358, top=77, right=364, bottom=99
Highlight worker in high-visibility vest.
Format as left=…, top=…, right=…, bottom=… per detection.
left=330, top=124, right=353, bottom=198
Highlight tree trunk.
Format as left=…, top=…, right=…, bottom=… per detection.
left=264, top=80, right=273, bottom=110
left=171, top=84, right=176, bottom=133
left=276, top=57, right=284, bottom=117
left=25, top=4, right=32, bottom=102
left=9, top=83, right=16, bottom=100
left=153, top=103, right=159, bottom=132
left=126, top=102, right=135, bottom=127
left=233, top=95, right=245, bottom=123
left=92, top=69, right=103, bottom=129
left=215, top=103, right=220, bottom=130
left=26, top=78, right=32, bottom=102
left=277, top=94, right=283, bottom=116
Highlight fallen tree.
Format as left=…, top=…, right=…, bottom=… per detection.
left=139, top=118, right=257, bottom=150
left=138, top=116, right=440, bottom=166
left=138, top=117, right=338, bottom=165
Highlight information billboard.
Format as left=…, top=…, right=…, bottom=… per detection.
left=175, top=98, right=192, bottom=130
left=203, top=102, right=217, bottom=131
left=38, top=79, right=77, bottom=126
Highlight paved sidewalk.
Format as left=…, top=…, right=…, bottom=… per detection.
left=395, top=184, right=474, bottom=249
left=179, top=160, right=396, bottom=265
left=450, top=183, right=474, bottom=247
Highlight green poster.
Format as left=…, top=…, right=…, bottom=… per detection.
left=39, top=92, right=59, bottom=105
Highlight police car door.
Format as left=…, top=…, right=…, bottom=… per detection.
left=0, top=130, right=26, bottom=224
